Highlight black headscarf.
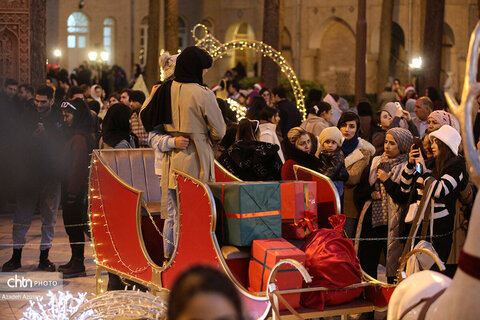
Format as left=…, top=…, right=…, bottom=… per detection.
left=102, top=103, right=133, bottom=147
left=140, top=80, right=174, bottom=132
left=282, top=137, right=320, bottom=172
left=140, top=46, right=213, bottom=132
left=174, top=46, right=213, bottom=85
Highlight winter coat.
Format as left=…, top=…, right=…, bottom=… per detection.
left=161, top=81, right=226, bottom=189
left=343, top=138, right=375, bottom=218
left=276, top=99, right=302, bottom=138
left=356, top=155, right=409, bottom=277
left=218, top=140, right=282, bottom=181
left=318, top=149, right=349, bottom=182
left=62, top=133, right=92, bottom=201
left=300, top=114, right=330, bottom=138
left=259, top=122, right=285, bottom=163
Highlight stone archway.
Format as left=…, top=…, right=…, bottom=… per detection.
left=192, top=24, right=305, bottom=119
left=309, top=17, right=356, bottom=95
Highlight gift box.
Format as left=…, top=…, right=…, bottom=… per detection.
left=249, top=238, right=306, bottom=310
left=208, top=182, right=282, bottom=246
left=280, top=181, right=317, bottom=239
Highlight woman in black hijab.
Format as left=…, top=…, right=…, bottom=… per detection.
left=101, top=103, right=137, bottom=149
left=141, top=46, right=225, bottom=259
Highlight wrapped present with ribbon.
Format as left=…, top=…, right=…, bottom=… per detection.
left=249, top=238, right=306, bottom=310
left=280, top=181, right=317, bottom=239
left=208, top=182, right=282, bottom=246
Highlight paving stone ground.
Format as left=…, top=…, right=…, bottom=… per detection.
left=0, top=210, right=97, bottom=320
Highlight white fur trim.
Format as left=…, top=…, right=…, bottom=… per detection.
left=345, top=149, right=364, bottom=168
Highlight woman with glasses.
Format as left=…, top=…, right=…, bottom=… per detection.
left=57, top=98, right=94, bottom=278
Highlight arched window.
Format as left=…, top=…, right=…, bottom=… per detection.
left=178, top=17, right=188, bottom=50
left=103, top=18, right=115, bottom=64
left=67, top=12, right=88, bottom=48
left=139, top=16, right=148, bottom=67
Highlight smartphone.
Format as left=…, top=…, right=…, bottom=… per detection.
left=395, top=102, right=403, bottom=110
left=415, top=162, right=423, bottom=174
left=412, top=139, right=423, bottom=158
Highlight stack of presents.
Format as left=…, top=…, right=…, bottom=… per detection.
left=208, top=181, right=365, bottom=311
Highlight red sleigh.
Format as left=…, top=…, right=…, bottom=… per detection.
left=88, top=149, right=394, bottom=319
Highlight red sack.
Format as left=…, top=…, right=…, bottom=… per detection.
left=301, top=215, right=363, bottom=310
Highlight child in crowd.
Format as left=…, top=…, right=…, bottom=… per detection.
left=316, top=127, right=349, bottom=198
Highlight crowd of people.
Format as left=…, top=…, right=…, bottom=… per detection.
left=215, top=76, right=474, bottom=284
left=0, top=47, right=475, bottom=299
left=0, top=74, right=148, bottom=279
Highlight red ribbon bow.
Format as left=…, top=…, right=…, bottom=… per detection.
left=294, top=210, right=318, bottom=236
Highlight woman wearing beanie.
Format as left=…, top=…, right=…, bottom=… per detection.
left=300, top=101, right=333, bottom=137
left=372, top=102, right=419, bottom=156
left=337, top=112, right=375, bottom=238
left=400, top=125, right=468, bottom=277
left=356, top=127, right=413, bottom=283
left=281, top=127, right=320, bottom=180
left=58, top=98, right=95, bottom=278
left=316, top=127, right=349, bottom=199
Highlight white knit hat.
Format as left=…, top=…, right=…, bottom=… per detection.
left=318, top=127, right=344, bottom=150
left=429, top=124, right=461, bottom=156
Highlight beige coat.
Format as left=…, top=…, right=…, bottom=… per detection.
left=300, top=114, right=331, bottom=138
left=343, top=138, right=375, bottom=218
left=259, top=122, right=285, bottom=163
left=160, top=81, right=226, bottom=212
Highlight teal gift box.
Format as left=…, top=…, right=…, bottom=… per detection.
left=208, top=182, right=282, bottom=246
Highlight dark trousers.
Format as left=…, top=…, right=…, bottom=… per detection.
left=430, top=214, right=455, bottom=277
left=358, top=207, right=388, bottom=280
left=62, top=194, right=87, bottom=259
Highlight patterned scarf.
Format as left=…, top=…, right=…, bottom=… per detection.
left=370, top=153, right=408, bottom=227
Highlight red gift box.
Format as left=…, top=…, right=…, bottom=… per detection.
left=249, top=238, right=306, bottom=310
left=281, top=181, right=317, bottom=239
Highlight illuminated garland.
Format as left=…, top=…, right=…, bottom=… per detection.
left=21, top=290, right=168, bottom=320
left=192, top=24, right=306, bottom=120
left=90, top=158, right=150, bottom=275
left=21, top=291, right=89, bottom=320
left=226, top=98, right=247, bottom=120
left=71, top=290, right=168, bottom=320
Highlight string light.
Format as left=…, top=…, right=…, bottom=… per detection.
left=70, top=290, right=168, bottom=319
left=89, top=157, right=150, bottom=277
left=192, top=24, right=306, bottom=120
left=21, top=291, right=89, bottom=320
left=226, top=98, right=247, bottom=120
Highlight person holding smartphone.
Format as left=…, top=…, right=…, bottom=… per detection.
left=398, top=125, right=467, bottom=277
left=356, top=127, right=413, bottom=284
left=372, top=102, right=419, bottom=156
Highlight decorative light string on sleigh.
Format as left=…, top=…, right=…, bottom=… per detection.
left=0, top=225, right=464, bottom=248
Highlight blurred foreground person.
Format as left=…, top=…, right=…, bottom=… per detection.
left=168, top=265, right=244, bottom=320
